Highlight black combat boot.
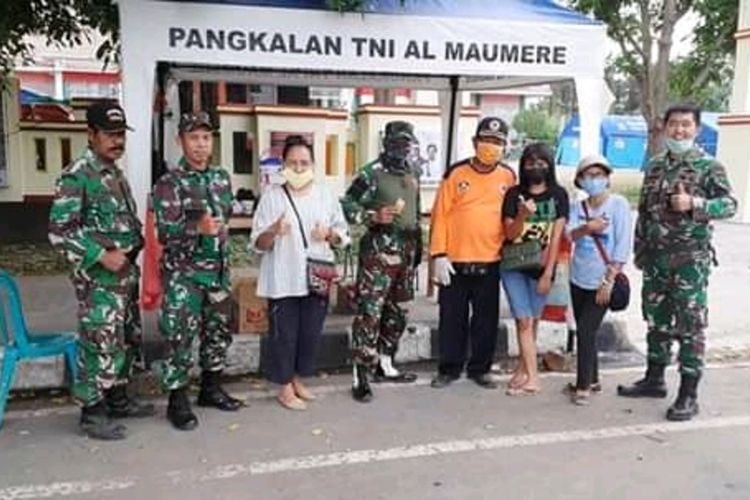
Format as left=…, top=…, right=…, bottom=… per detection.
left=196, top=371, right=243, bottom=411
left=351, top=363, right=373, bottom=403
left=167, top=388, right=198, bottom=431
left=666, top=374, right=700, bottom=421
left=617, top=361, right=668, bottom=398
left=106, top=385, right=156, bottom=419
left=80, top=401, right=127, bottom=440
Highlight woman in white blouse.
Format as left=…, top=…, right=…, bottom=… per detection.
left=251, top=135, right=350, bottom=411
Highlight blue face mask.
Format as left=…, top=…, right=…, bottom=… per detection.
left=580, top=177, right=608, bottom=197
left=665, top=138, right=694, bottom=155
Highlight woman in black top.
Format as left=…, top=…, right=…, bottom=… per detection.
left=501, top=143, right=569, bottom=395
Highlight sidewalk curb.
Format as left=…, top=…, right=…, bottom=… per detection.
left=0, top=317, right=639, bottom=391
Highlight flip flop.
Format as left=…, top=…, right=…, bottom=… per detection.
left=506, top=386, right=540, bottom=396
left=277, top=395, right=307, bottom=411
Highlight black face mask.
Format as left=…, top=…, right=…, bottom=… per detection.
left=525, top=168, right=547, bottom=185
left=382, top=139, right=416, bottom=173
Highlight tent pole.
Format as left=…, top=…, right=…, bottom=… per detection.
left=155, top=62, right=169, bottom=184
left=444, top=76, right=459, bottom=173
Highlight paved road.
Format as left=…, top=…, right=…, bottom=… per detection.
left=1, top=364, right=749, bottom=500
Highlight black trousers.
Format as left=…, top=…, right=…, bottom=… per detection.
left=437, top=264, right=500, bottom=378
left=264, top=295, right=328, bottom=385
left=571, top=283, right=608, bottom=390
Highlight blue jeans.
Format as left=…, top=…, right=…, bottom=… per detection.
left=501, top=270, right=548, bottom=319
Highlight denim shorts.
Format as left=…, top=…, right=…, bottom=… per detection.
left=501, top=270, right=548, bottom=319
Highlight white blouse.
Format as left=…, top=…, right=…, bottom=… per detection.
left=250, top=183, right=350, bottom=299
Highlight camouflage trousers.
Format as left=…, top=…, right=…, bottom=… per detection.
left=72, top=264, right=142, bottom=407
left=156, top=271, right=232, bottom=391
left=351, top=239, right=415, bottom=367
left=642, top=255, right=710, bottom=377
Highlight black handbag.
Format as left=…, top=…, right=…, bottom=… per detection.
left=499, top=239, right=544, bottom=273
left=582, top=202, right=630, bottom=312
left=282, top=186, right=338, bottom=299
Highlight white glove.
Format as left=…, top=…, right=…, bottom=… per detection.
left=433, top=256, right=455, bottom=286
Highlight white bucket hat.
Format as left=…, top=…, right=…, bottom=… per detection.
left=575, top=154, right=612, bottom=188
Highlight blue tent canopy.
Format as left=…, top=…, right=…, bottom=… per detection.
left=557, top=113, right=721, bottom=169
left=180, top=0, right=598, bottom=23
left=19, top=88, right=55, bottom=105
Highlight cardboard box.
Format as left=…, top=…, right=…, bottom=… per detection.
left=233, top=276, right=269, bottom=334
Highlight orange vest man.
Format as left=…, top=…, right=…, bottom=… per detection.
left=430, top=117, right=516, bottom=389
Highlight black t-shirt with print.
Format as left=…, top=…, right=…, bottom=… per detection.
left=502, top=184, right=570, bottom=247
left=502, top=184, right=569, bottom=280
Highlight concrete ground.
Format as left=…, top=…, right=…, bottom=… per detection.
left=1, top=363, right=749, bottom=499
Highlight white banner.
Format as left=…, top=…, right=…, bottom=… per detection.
left=120, top=1, right=606, bottom=81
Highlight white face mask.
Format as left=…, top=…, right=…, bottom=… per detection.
left=282, top=168, right=314, bottom=190
left=665, top=137, right=694, bottom=155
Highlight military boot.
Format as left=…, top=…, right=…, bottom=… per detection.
left=196, top=371, right=243, bottom=411
left=106, top=385, right=156, bottom=419
left=373, top=354, right=417, bottom=384
left=167, top=388, right=198, bottom=431
left=666, top=375, right=700, bottom=421
left=351, top=363, right=373, bottom=403
left=80, top=401, right=127, bottom=441
left=617, top=361, right=668, bottom=398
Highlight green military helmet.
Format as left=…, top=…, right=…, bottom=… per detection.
left=384, top=121, right=417, bottom=143
left=382, top=121, right=418, bottom=173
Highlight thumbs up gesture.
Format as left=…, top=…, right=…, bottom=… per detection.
left=272, top=212, right=291, bottom=236
left=517, top=195, right=537, bottom=218
left=311, top=221, right=331, bottom=242
left=670, top=182, right=693, bottom=213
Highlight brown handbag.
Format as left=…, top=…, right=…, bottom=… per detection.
left=282, top=186, right=338, bottom=299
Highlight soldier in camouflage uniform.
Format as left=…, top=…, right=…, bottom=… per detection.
left=618, top=104, right=737, bottom=421
left=153, top=112, right=242, bottom=431
left=341, top=121, right=422, bottom=403
left=153, top=113, right=242, bottom=430
left=49, top=102, right=155, bottom=441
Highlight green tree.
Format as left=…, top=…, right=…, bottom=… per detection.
left=512, top=107, right=561, bottom=146
left=569, top=0, right=738, bottom=154
left=0, top=0, right=118, bottom=79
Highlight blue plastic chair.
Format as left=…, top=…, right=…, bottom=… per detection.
left=0, top=270, right=77, bottom=428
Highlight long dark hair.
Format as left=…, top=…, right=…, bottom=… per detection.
left=518, top=142, right=558, bottom=189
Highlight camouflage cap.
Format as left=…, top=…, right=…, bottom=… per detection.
left=475, top=117, right=508, bottom=142
left=179, top=111, right=214, bottom=133
left=384, top=121, right=416, bottom=142
left=86, top=101, right=133, bottom=132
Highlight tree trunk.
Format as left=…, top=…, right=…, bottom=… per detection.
left=645, top=0, right=679, bottom=156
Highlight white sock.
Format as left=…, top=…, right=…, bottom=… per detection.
left=379, top=355, right=400, bottom=377
left=352, top=364, right=359, bottom=387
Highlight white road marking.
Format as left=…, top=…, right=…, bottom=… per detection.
left=2, top=414, right=750, bottom=499
left=0, top=479, right=134, bottom=500
left=5, top=362, right=750, bottom=422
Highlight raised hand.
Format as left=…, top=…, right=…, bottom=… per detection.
left=518, top=195, right=537, bottom=218
left=670, top=182, right=693, bottom=213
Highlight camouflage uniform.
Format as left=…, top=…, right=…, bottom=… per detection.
left=152, top=158, right=234, bottom=391
left=635, top=148, right=737, bottom=377
left=49, top=148, right=144, bottom=407
left=342, top=160, right=421, bottom=367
